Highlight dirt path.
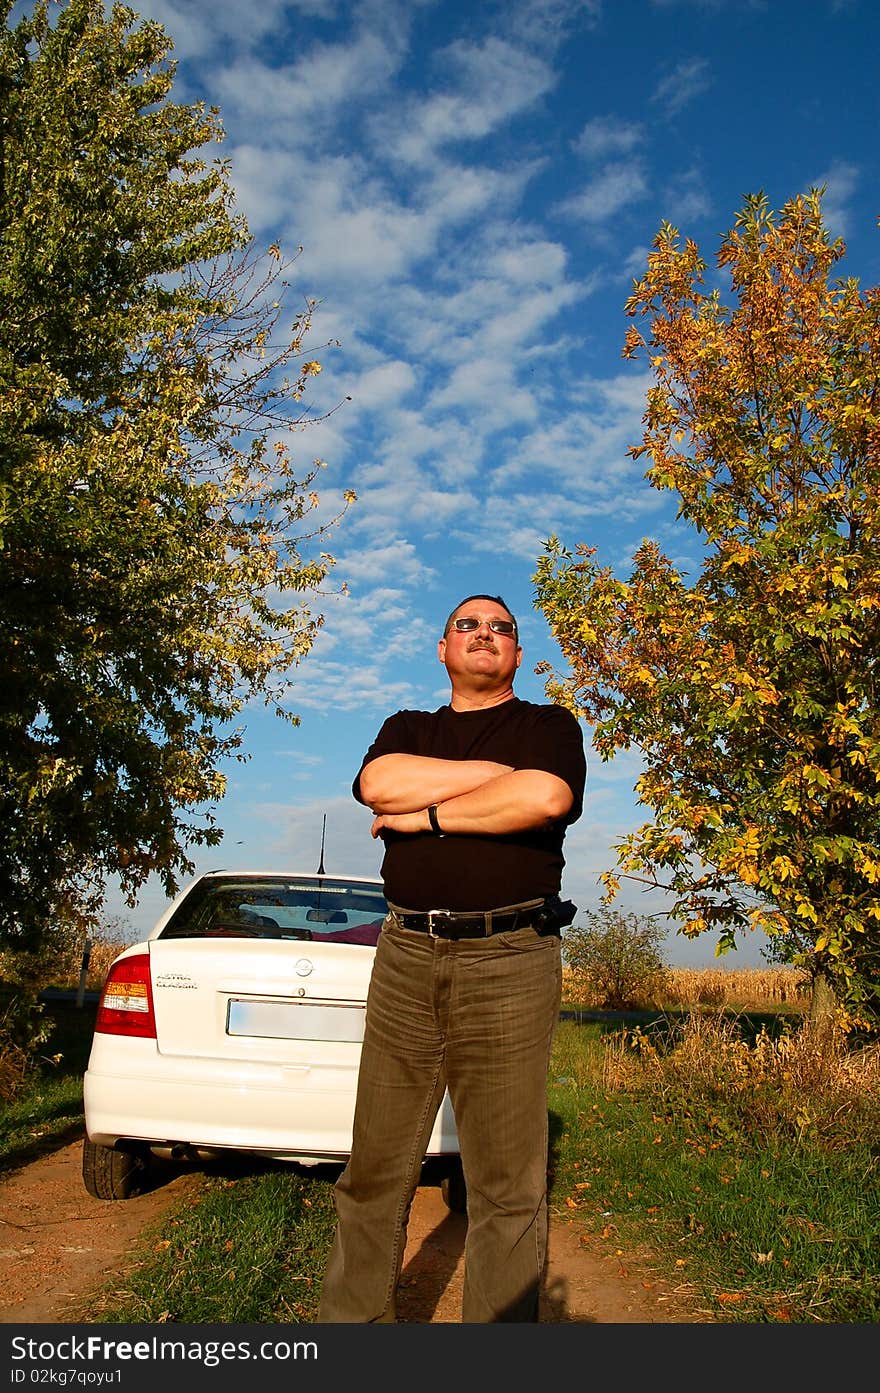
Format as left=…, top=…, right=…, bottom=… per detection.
left=0, top=1138, right=707, bottom=1324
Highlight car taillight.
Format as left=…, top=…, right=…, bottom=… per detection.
left=95, top=952, right=156, bottom=1038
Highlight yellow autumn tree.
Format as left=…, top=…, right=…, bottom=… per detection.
left=534, top=190, right=880, bottom=1023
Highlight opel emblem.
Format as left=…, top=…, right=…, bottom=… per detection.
left=295, top=958, right=314, bottom=977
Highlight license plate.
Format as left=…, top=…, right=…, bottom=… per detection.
left=227, top=998, right=366, bottom=1042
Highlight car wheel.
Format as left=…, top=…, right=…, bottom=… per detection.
left=82, top=1138, right=152, bottom=1200
left=440, top=1162, right=467, bottom=1214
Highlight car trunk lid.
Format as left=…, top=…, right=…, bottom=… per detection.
left=148, top=937, right=376, bottom=1063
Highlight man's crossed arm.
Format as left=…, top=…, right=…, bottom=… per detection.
left=359, top=753, right=573, bottom=839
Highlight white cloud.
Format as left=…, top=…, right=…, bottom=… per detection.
left=346, top=470, right=480, bottom=535
left=288, top=657, right=418, bottom=712
left=344, top=360, right=418, bottom=410
left=352, top=413, right=483, bottom=487
left=273, top=749, right=325, bottom=766
left=419, top=160, right=545, bottom=228
left=664, top=165, right=713, bottom=225
left=427, top=356, right=537, bottom=428
left=272, top=158, right=435, bottom=284
left=581, top=369, right=654, bottom=413
left=378, top=37, right=557, bottom=167
left=305, top=585, right=433, bottom=656
left=489, top=239, right=570, bottom=286
left=213, top=31, right=405, bottom=143
left=229, top=143, right=539, bottom=299
left=557, top=159, right=650, bottom=224
left=650, top=0, right=761, bottom=8
left=136, top=0, right=297, bottom=58
left=573, top=115, right=644, bottom=162
left=505, top=0, right=603, bottom=48
left=651, top=58, right=712, bottom=116
left=336, top=537, right=435, bottom=584
left=621, top=243, right=652, bottom=281
left=449, top=500, right=592, bottom=565
left=808, top=159, right=859, bottom=239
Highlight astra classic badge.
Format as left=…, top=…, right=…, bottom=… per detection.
left=155, top=973, right=197, bottom=990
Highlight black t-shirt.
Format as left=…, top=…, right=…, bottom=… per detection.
left=353, top=698, right=587, bottom=911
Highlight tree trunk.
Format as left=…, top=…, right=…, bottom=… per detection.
left=808, top=967, right=837, bottom=1027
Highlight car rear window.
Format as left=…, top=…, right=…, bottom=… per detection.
left=158, top=876, right=387, bottom=946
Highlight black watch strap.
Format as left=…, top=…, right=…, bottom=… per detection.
left=427, top=803, right=444, bottom=834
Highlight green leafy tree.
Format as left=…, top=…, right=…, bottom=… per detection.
left=0, top=0, right=352, bottom=958
left=534, top=191, right=880, bottom=1023
left=563, top=909, right=669, bottom=1011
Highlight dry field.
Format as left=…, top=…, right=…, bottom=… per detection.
left=63, top=939, right=810, bottom=1013
left=77, top=944, right=810, bottom=1011
left=2, top=936, right=811, bottom=1014
left=562, top=963, right=810, bottom=1012
left=59, top=935, right=128, bottom=993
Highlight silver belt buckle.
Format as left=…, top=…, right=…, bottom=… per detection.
left=427, top=909, right=455, bottom=938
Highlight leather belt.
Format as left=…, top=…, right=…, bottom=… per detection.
left=388, top=898, right=548, bottom=940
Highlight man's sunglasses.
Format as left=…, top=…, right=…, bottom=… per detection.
left=447, top=617, right=517, bottom=637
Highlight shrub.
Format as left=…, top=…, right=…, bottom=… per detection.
left=562, top=909, right=670, bottom=1010
left=602, top=1013, right=880, bottom=1152
left=0, top=992, right=53, bottom=1102
left=0, top=1020, right=31, bottom=1102
left=0, top=912, right=130, bottom=1099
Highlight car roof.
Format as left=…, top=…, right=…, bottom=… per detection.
left=193, top=869, right=382, bottom=883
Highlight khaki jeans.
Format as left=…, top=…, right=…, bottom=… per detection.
left=317, top=915, right=562, bottom=1322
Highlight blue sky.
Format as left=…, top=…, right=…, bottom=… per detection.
left=100, top=0, right=879, bottom=967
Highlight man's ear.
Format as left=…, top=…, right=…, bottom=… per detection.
left=515, top=644, right=522, bottom=668
left=437, top=637, right=447, bottom=664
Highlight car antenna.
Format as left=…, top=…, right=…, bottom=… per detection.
left=317, top=812, right=327, bottom=876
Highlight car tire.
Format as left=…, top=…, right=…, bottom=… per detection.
left=82, top=1138, right=151, bottom=1200
left=440, top=1162, right=467, bottom=1214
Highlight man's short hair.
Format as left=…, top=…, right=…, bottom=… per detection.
left=443, top=593, right=518, bottom=636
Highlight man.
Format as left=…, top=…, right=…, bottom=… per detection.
left=317, top=593, right=586, bottom=1323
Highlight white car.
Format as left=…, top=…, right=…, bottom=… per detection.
left=82, top=870, right=463, bottom=1207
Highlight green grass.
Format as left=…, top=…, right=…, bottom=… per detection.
left=74, top=1164, right=339, bottom=1323
left=4, top=1003, right=878, bottom=1324
left=1, top=1002, right=338, bottom=1324
left=546, top=1018, right=880, bottom=1323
